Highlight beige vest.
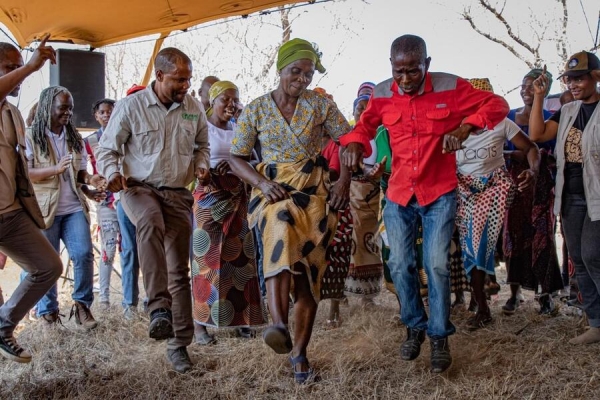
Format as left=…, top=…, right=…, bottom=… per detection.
left=5, top=105, right=46, bottom=229
left=554, top=100, right=600, bottom=221
left=24, top=128, right=90, bottom=227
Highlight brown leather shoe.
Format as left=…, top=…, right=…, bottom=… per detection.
left=70, top=302, right=98, bottom=330
left=41, top=311, right=62, bottom=328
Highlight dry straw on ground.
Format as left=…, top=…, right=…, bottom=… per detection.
left=1, top=271, right=600, bottom=400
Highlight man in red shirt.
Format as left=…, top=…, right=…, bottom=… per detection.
left=340, top=34, right=508, bottom=373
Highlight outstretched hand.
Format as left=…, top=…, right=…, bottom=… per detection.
left=27, top=34, right=56, bottom=71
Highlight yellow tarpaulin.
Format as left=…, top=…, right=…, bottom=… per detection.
left=0, top=0, right=303, bottom=48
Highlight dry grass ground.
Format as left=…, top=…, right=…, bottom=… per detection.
left=1, top=266, right=600, bottom=400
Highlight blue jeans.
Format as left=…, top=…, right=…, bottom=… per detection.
left=383, top=191, right=456, bottom=338
left=117, top=201, right=140, bottom=308
left=30, top=211, right=94, bottom=316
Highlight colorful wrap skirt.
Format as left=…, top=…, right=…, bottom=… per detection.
left=456, top=166, right=515, bottom=278
left=344, top=177, right=383, bottom=297
left=192, top=172, right=266, bottom=328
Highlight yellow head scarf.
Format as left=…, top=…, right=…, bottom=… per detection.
left=206, top=81, right=238, bottom=117
left=468, top=78, right=494, bottom=93
left=276, top=38, right=325, bottom=73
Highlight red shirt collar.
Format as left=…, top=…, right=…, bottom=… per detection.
left=390, top=72, right=433, bottom=96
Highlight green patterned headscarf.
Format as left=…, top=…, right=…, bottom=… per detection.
left=276, top=38, right=325, bottom=73
left=525, top=68, right=553, bottom=97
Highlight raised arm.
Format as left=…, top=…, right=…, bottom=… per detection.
left=0, top=35, right=56, bottom=102
left=529, top=67, right=558, bottom=143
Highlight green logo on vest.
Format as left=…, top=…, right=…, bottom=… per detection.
left=182, top=113, right=199, bottom=121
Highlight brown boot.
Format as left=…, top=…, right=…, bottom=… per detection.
left=70, top=302, right=98, bottom=330
left=41, top=311, right=62, bottom=329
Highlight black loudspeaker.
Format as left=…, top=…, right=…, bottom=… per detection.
left=49, top=49, right=105, bottom=130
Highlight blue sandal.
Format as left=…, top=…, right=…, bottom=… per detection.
left=289, top=355, right=315, bottom=384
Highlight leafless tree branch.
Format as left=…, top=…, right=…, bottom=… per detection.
left=462, top=11, right=534, bottom=69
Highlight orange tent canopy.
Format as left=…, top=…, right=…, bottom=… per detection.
left=0, top=0, right=303, bottom=48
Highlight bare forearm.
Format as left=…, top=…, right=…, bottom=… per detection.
left=0, top=64, right=36, bottom=103
left=77, top=170, right=89, bottom=185
left=525, top=145, right=540, bottom=174
left=28, top=166, right=58, bottom=182
left=338, top=148, right=351, bottom=184
left=529, top=95, right=547, bottom=142
left=229, top=155, right=267, bottom=187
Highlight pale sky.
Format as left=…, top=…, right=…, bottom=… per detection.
left=1, top=0, right=598, bottom=120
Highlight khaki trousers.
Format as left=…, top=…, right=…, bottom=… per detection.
left=121, top=183, right=194, bottom=349
left=0, top=209, right=62, bottom=336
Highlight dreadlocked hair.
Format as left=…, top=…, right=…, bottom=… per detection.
left=31, top=86, right=83, bottom=158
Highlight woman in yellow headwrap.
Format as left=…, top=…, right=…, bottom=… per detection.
left=229, top=38, right=351, bottom=384
left=191, top=81, right=266, bottom=345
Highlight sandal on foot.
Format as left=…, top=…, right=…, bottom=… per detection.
left=194, top=330, right=216, bottom=345
left=262, top=326, right=292, bottom=354
left=289, top=354, right=316, bottom=384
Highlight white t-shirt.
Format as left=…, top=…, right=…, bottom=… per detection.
left=207, top=122, right=235, bottom=168
left=456, top=118, right=520, bottom=176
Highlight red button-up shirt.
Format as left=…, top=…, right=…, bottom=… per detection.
left=340, top=72, right=509, bottom=206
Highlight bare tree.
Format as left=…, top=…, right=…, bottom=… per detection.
left=99, top=1, right=361, bottom=105
left=460, top=0, right=600, bottom=70
left=103, top=43, right=146, bottom=99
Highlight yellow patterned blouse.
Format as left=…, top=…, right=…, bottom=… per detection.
left=231, top=89, right=351, bottom=163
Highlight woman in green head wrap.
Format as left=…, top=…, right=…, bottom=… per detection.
left=229, top=38, right=351, bottom=384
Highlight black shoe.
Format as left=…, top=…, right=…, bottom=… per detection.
left=430, top=337, right=452, bottom=373
left=468, top=297, right=478, bottom=313
left=167, top=346, right=193, bottom=374
left=149, top=308, right=174, bottom=340
left=400, top=328, right=425, bottom=361
left=0, top=335, right=32, bottom=363
left=237, top=327, right=254, bottom=339
left=466, top=309, right=493, bottom=331
left=538, top=294, right=558, bottom=316
left=502, top=297, right=519, bottom=315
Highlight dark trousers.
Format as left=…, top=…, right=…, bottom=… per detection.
left=562, top=193, right=600, bottom=328
left=0, top=210, right=62, bottom=336
left=121, top=184, right=194, bottom=349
